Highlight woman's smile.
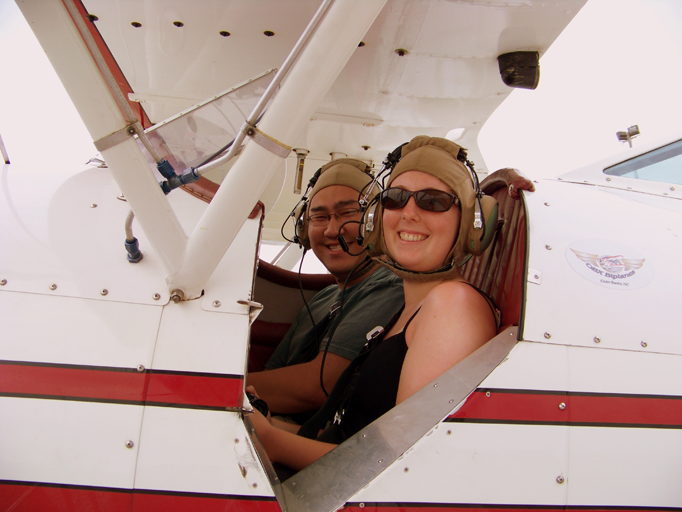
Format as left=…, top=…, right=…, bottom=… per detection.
left=382, top=171, right=460, bottom=272
left=398, top=231, right=427, bottom=242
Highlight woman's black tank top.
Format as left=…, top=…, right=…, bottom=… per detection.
left=300, top=282, right=499, bottom=445
left=314, top=309, right=418, bottom=442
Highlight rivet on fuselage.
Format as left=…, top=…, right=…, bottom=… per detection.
left=153, top=293, right=161, bottom=301
left=558, top=402, right=567, bottom=410
left=125, top=440, right=134, bottom=449
left=593, top=337, right=601, bottom=344
left=640, top=341, right=648, bottom=348
left=544, top=332, right=551, bottom=339
left=90, top=203, right=98, bottom=208
left=485, top=391, right=491, bottom=397
left=100, top=289, right=108, bottom=296
left=556, top=475, right=565, bottom=484
left=136, top=364, right=145, bottom=372
left=49, top=283, right=57, bottom=290
left=545, top=244, right=552, bottom=251
left=213, top=300, right=222, bottom=308
left=0, top=279, right=6, bottom=286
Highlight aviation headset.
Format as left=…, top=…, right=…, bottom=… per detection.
left=287, top=158, right=374, bottom=250
left=360, top=135, right=498, bottom=280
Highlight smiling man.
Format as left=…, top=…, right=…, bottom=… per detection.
left=247, top=159, right=404, bottom=417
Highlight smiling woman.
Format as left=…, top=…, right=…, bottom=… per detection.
left=381, top=171, right=461, bottom=273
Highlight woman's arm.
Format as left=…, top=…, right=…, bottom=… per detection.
left=249, top=409, right=337, bottom=470
left=396, top=281, right=496, bottom=404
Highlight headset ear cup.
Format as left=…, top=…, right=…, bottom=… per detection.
left=467, top=195, right=498, bottom=255
left=358, top=197, right=382, bottom=254
left=294, top=203, right=310, bottom=249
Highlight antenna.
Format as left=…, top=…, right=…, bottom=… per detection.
left=0, top=133, right=10, bottom=164
left=616, top=125, right=640, bottom=148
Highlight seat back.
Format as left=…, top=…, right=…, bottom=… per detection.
left=462, top=173, right=528, bottom=330
left=249, top=260, right=335, bottom=371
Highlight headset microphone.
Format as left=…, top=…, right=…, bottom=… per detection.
left=337, top=235, right=350, bottom=253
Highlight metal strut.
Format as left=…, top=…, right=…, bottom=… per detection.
left=193, top=0, right=336, bottom=176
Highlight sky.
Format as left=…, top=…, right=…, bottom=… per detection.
left=479, top=0, right=682, bottom=179
left=1, top=0, right=681, bottom=178
left=0, top=0, right=96, bottom=168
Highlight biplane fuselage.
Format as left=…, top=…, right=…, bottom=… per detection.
left=1, top=1, right=680, bottom=511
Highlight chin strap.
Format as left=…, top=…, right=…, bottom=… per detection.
left=371, top=254, right=463, bottom=282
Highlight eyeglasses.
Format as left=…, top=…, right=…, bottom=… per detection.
left=380, top=187, right=459, bottom=212
left=308, top=207, right=361, bottom=226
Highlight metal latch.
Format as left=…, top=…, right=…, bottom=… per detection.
left=237, top=299, right=264, bottom=324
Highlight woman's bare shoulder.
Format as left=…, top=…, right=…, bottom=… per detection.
left=415, top=280, right=496, bottom=340
left=422, top=280, right=489, bottom=312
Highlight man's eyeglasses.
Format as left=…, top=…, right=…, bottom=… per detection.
left=380, top=188, right=459, bottom=212
left=308, top=207, right=361, bottom=226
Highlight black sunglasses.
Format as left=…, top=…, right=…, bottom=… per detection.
left=380, top=187, right=459, bottom=212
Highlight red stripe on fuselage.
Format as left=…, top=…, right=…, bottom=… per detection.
left=0, top=361, right=243, bottom=410
left=2, top=362, right=678, bottom=426
left=342, top=505, right=679, bottom=511
left=3, top=482, right=675, bottom=512
left=0, top=481, right=280, bottom=512
left=449, top=389, right=682, bottom=428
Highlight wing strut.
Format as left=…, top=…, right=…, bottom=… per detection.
left=275, top=327, right=519, bottom=512
left=167, top=0, right=387, bottom=299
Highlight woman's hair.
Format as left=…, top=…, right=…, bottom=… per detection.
left=362, top=136, right=497, bottom=280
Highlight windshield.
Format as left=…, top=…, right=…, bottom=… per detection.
left=604, top=139, right=682, bottom=185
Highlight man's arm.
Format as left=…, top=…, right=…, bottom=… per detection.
left=247, top=351, right=351, bottom=414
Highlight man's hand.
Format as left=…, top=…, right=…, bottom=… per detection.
left=247, top=352, right=351, bottom=415
left=494, top=167, right=535, bottom=199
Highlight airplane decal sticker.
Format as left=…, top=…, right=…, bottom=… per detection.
left=566, top=241, right=652, bottom=289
